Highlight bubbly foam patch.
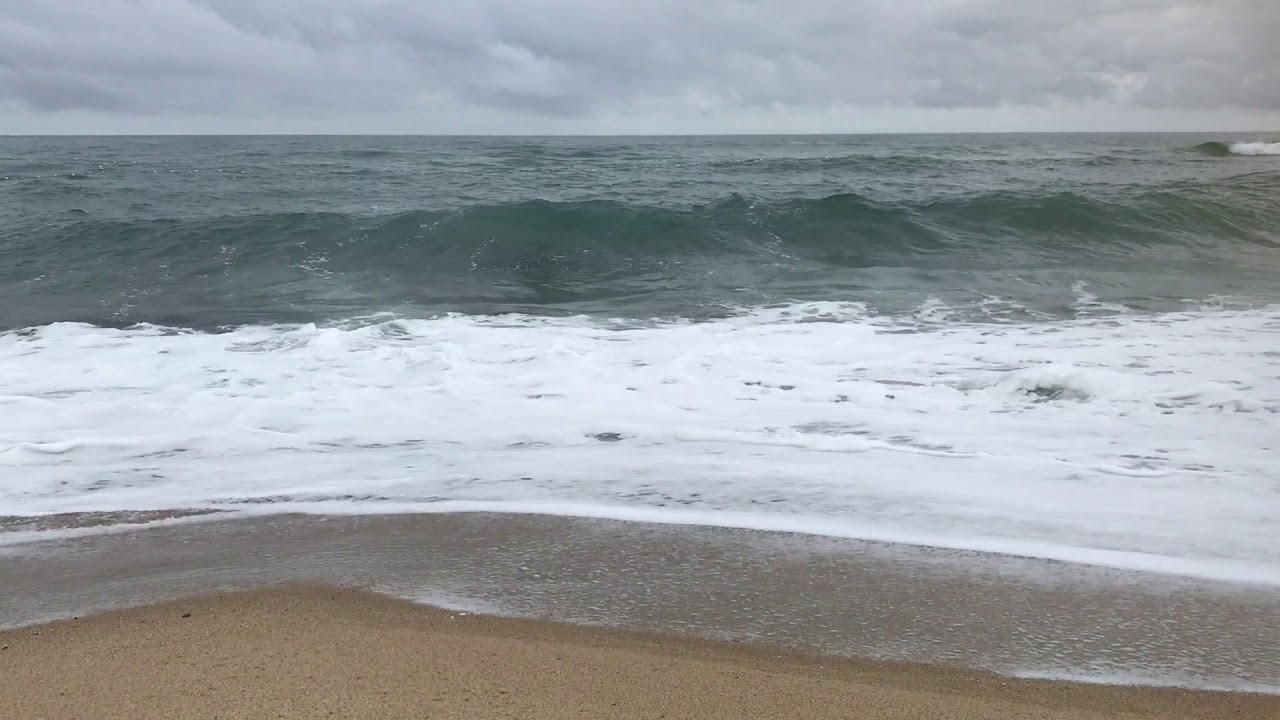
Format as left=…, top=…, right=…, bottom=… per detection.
left=2, top=303, right=1278, bottom=583
left=1228, top=141, right=1280, bottom=156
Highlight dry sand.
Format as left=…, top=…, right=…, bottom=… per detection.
left=1, top=586, right=1275, bottom=720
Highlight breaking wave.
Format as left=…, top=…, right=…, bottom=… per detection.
left=1194, top=140, right=1280, bottom=157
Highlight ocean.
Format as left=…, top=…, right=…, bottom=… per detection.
left=1, top=133, right=1278, bottom=588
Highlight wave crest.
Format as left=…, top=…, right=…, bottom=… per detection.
left=1228, top=141, right=1280, bottom=156
left=3, top=185, right=1277, bottom=330
left=1194, top=141, right=1280, bottom=156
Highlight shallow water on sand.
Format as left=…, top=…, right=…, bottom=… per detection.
left=3, top=514, right=1277, bottom=692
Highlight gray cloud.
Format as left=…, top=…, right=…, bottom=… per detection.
left=1, top=0, right=1277, bottom=132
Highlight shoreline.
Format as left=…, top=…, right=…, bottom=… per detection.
left=5, top=505, right=1276, bottom=589
left=3, top=585, right=1277, bottom=720
left=5, top=512, right=1279, bottom=695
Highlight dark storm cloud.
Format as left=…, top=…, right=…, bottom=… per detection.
left=0, top=0, right=1276, bottom=128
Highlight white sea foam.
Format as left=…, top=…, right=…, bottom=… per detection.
left=1011, top=668, right=1280, bottom=695
left=2, top=303, right=1278, bottom=584
left=1228, top=141, right=1280, bottom=156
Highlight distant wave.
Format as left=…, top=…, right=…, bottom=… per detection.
left=708, top=154, right=964, bottom=172
left=1194, top=140, right=1280, bottom=157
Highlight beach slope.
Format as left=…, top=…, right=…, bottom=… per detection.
left=2, top=586, right=1274, bottom=720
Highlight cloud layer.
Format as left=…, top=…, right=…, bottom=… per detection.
left=2, top=0, right=1278, bottom=133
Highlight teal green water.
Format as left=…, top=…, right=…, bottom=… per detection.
left=1, top=134, right=1277, bottom=330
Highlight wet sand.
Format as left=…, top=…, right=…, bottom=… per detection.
left=3, top=585, right=1276, bottom=720
left=3, top=511, right=1279, bottom=718
left=0, top=509, right=221, bottom=533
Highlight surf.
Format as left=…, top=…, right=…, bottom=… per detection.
left=1194, top=140, right=1280, bottom=156
left=2, top=303, right=1277, bottom=585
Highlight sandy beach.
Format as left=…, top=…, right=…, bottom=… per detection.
left=4, top=512, right=1279, bottom=718
left=3, top=585, right=1276, bottom=720
left=7, top=513, right=1280, bottom=688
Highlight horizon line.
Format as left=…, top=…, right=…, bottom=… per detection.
left=2, top=130, right=1277, bottom=139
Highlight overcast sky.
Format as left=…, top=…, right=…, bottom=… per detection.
left=2, top=0, right=1277, bottom=134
